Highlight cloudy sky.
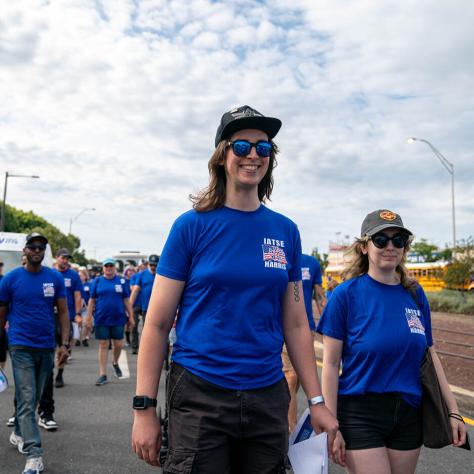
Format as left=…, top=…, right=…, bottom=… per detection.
left=1, top=0, right=473, bottom=260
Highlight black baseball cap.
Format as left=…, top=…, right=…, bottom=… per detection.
left=25, top=232, right=48, bottom=245
left=56, top=248, right=72, bottom=258
left=214, top=105, right=282, bottom=147
left=361, top=210, right=413, bottom=237
left=148, top=254, right=159, bottom=265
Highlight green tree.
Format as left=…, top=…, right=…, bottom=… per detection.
left=2, top=202, right=88, bottom=264
left=443, top=237, right=474, bottom=292
left=411, top=239, right=441, bottom=262
left=311, top=247, right=329, bottom=271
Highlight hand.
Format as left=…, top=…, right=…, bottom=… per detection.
left=309, top=404, right=339, bottom=454
left=132, top=411, right=162, bottom=467
left=331, top=430, right=346, bottom=466
left=450, top=417, right=467, bottom=447
left=57, top=346, right=69, bottom=365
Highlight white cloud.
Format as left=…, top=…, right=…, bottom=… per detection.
left=0, top=0, right=472, bottom=260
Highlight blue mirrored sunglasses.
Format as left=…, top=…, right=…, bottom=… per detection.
left=228, top=140, right=273, bottom=158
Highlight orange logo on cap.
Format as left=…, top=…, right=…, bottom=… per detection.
left=380, top=211, right=397, bottom=221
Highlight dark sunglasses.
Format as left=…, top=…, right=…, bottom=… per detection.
left=228, top=140, right=273, bottom=158
left=26, top=244, right=46, bottom=251
left=371, top=233, right=409, bottom=249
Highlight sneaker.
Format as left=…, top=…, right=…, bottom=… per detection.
left=55, top=373, right=64, bottom=388
left=82, top=339, right=89, bottom=347
left=6, top=415, right=16, bottom=427
left=9, top=431, right=26, bottom=454
left=95, top=375, right=108, bottom=386
left=23, top=456, right=44, bottom=474
left=38, top=414, right=58, bottom=431
left=75, top=340, right=81, bottom=347
left=112, top=363, right=123, bottom=378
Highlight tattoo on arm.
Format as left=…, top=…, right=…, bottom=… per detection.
left=293, top=282, right=300, bottom=302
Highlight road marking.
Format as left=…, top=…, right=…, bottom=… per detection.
left=118, top=350, right=130, bottom=379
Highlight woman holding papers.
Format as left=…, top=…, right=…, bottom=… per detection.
left=132, top=105, right=338, bottom=473
left=317, top=210, right=466, bottom=473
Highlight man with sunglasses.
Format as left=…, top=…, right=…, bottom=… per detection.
left=130, top=254, right=159, bottom=355
left=0, top=233, right=69, bottom=474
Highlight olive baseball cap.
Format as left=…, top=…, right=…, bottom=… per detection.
left=361, top=210, right=413, bottom=237
left=214, top=105, right=282, bottom=147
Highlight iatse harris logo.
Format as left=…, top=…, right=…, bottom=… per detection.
left=262, top=238, right=287, bottom=270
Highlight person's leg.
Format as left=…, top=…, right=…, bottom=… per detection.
left=98, top=340, right=109, bottom=375
left=345, top=448, right=391, bottom=474
left=38, top=369, right=55, bottom=416
left=163, top=364, right=235, bottom=474
left=11, top=349, right=54, bottom=459
left=238, top=378, right=290, bottom=474
left=387, top=448, right=421, bottom=474
left=131, top=306, right=141, bottom=352
left=112, top=338, right=123, bottom=364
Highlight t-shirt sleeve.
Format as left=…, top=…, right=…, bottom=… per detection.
left=0, top=273, right=11, bottom=303
left=73, top=273, right=83, bottom=293
left=122, top=279, right=131, bottom=298
left=288, top=225, right=302, bottom=282
left=157, top=212, right=196, bottom=281
left=417, top=285, right=433, bottom=347
left=316, top=285, right=347, bottom=340
left=312, top=258, right=323, bottom=285
left=55, top=273, right=67, bottom=299
left=90, top=279, right=99, bottom=299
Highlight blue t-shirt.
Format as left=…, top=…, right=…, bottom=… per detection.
left=0, top=267, right=66, bottom=349
left=317, top=273, right=433, bottom=407
left=81, top=279, right=94, bottom=306
left=301, top=254, right=322, bottom=331
left=130, top=273, right=143, bottom=309
left=57, top=267, right=83, bottom=321
left=158, top=205, right=302, bottom=390
left=90, top=275, right=131, bottom=326
left=135, top=269, right=155, bottom=312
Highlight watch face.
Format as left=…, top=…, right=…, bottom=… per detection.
left=133, top=397, right=146, bottom=409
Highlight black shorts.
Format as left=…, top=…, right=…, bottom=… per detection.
left=164, top=363, right=290, bottom=474
left=337, top=392, right=422, bottom=451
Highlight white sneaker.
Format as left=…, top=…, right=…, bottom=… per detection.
left=23, top=456, right=44, bottom=474
left=9, top=431, right=26, bottom=454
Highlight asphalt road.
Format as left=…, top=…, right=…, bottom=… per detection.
left=1, top=339, right=473, bottom=473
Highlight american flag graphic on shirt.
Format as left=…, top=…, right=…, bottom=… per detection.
left=405, top=309, right=425, bottom=335
left=262, top=244, right=287, bottom=264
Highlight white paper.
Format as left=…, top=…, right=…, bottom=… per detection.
left=72, top=322, right=81, bottom=340
left=288, top=408, right=328, bottom=474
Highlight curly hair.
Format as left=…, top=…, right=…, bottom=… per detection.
left=190, top=140, right=279, bottom=212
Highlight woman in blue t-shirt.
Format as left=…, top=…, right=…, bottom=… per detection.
left=132, top=106, right=338, bottom=472
left=317, top=210, right=466, bottom=473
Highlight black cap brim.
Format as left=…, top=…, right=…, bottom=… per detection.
left=215, top=116, right=282, bottom=147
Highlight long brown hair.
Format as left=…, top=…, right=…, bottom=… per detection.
left=343, top=236, right=417, bottom=292
left=190, top=139, right=279, bottom=212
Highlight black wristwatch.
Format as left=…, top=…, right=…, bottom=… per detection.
left=133, top=395, right=157, bottom=410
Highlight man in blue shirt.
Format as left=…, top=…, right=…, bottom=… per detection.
left=0, top=233, right=69, bottom=474
left=130, top=254, right=159, bottom=354
left=52, top=248, right=83, bottom=388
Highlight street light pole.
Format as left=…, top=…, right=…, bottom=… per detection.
left=69, top=208, right=96, bottom=234
left=1, top=172, right=40, bottom=232
left=407, top=137, right=456, bottom=248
